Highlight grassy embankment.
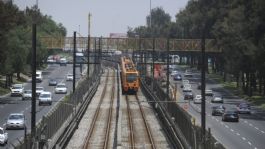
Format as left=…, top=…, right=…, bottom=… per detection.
left=208, top=73, right=265, bottom=109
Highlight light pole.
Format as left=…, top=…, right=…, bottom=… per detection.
left=31, top=0, right=39, bottom=147
left=149, top=0, right=152, bottom=28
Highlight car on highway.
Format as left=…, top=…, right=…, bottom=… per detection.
left=66, top=73, right=73, bottom=81
left=59, top=58, right=67, bottom=66
left=211, top=96, right=224, bottom=103
left=55, top=83, right=67, bottom=94
left=237, top=103, right=251, bottom=114
left=194, top=95, right=202, bottom=104
left=184, top=70, right=193, bottom=77
left=222, top=111, right=239, bottom=122
left=6, top=113, right=25, bottom=129
left=39, top=91, right=52, bottom=106
left=205, top=89, right=213, bottom=96
left=173, top=74, right=182, bottom=81
left=212, top=105, right=226, bottom=116
left=170, top=70, right=178, bottom=77
left=36, top=71, right=43, bottom=83
left=184, top=92, right=194, bottom=100
left=183, top=86, right=192, bottom=92
left=0, top=127, right=8, bottom=145
left=22, top=90, right=32, bottom=100
left=10, top=84, right=24, bottom=97
left=36, top=87, right=44, bottom=96
left=181, top=80, right=189, bottom=88
left=49, top=79, right=58, bottom=86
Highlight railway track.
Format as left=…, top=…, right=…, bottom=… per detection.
left=82, top=69, right=116, bottom=149
left=125, top=95, right=156, bottom=149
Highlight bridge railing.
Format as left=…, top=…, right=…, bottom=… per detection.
left=40, top=36, right=221, bottom=52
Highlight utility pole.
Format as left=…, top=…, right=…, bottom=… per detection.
left=166, top=38, right=170, bottom=106
left=31, top=1, right=38, bottom=147
left=87, top=13, right=91, bottom=77
left=73, top=32, right=76, bottom=92
left=31, top=20, right=37, bottom=149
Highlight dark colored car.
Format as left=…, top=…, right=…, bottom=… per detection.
left=184, top=92, right=194, bottom=100
left=49, top=79, right=57, bottom=86
left=173, top=74, right=182, bottom=81
left=212, top=105, right=225, bottom=116
left=237, top=103, right=251, bottom=114
left=222, top=111, right=239, bottom=122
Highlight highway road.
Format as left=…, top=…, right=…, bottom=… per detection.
left=0, top=63, right=84, bottom=148
left=173, top=66, right=265, bottom=149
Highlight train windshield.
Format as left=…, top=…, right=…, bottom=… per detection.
left=126, top=74, right=137, bottom=83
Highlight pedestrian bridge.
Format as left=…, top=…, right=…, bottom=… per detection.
left=40, top=37, right=221, bottom=52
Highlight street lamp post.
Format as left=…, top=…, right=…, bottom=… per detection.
left=31, top=0, right=39, bottom=147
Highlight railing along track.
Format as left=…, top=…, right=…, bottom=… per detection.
left=82, top=69, right=110, bottom=148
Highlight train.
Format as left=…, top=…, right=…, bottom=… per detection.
left=120, top=56, right=140, bottom=94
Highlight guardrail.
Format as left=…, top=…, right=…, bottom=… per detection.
left=141, top=78, right=188, bottom=149
left=141, top=77, right=225, bottom=149
left=12, top=67, right=101, bottom=149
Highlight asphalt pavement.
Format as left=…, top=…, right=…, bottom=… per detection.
left=0, top=63, right=84, bottom=148
left=173, top=66, right=265, bottom=149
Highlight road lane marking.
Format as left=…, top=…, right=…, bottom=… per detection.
left=225, top=125, right=229, bottom=129
left=236, top=133, right=240, bottom=136
left=230, top=129, right=234, bottom=132
left=255, top=127, right=259, bottom=130
left=242, top=137, right=246, bottom=141
left=244, top=120, right=248, bottom=123
left=261, top=131, right=265, bottom=134
left=248, top=141, right=252, bottom=145
left=249, top=123, right=253, bottom=127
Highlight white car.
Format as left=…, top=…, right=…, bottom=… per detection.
left=10, top=84, right=24, bottom=96
left=194, top=95, right=202, bottom=104
left=205, top=90, right=213, bottom=96
left=66, top=74, right=74, bottom=81
left=211, top=96, right=223, bottom=103
left=36, top=87, right=44, bottom=96
left=22, top=90, right=32, bottom=100
left=36, top=71, right=43, bottom=82
left=55, top=83, right=67, bottom=94
left=6, top=113, right=25, bottom=129
left=184, top=70, right=193, bottom=77
left=39, top=91, right=52, bottom=106
left=183, top=87, right=192, bottom=92
left=0, top=127, right=8, bottom=145
left=170, top=70, right=178, bottom=76
left=59, top=58, right=67, bottom=66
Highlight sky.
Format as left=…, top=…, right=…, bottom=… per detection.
left=14, top=0, right=189, bottom=37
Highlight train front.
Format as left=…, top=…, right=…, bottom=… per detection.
left=124, top=71, right=139, bottom=94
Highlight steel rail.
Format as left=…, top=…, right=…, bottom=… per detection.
left=135, top=95, right=157, bottom=149
left=103, top=70, right=116, bottom=149
left=126, top=95, right=135, bottom=149
left=82, top=69, right=110, bottom=149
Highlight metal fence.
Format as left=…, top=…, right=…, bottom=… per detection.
left=141, top=77, right=225, bottom=149
left=12, top=67, right=101, bottom=149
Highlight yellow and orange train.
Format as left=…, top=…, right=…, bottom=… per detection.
left=120, top=56, right=140, bottom=94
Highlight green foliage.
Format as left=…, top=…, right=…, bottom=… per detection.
left=0, top=2, right=67, bottom=76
